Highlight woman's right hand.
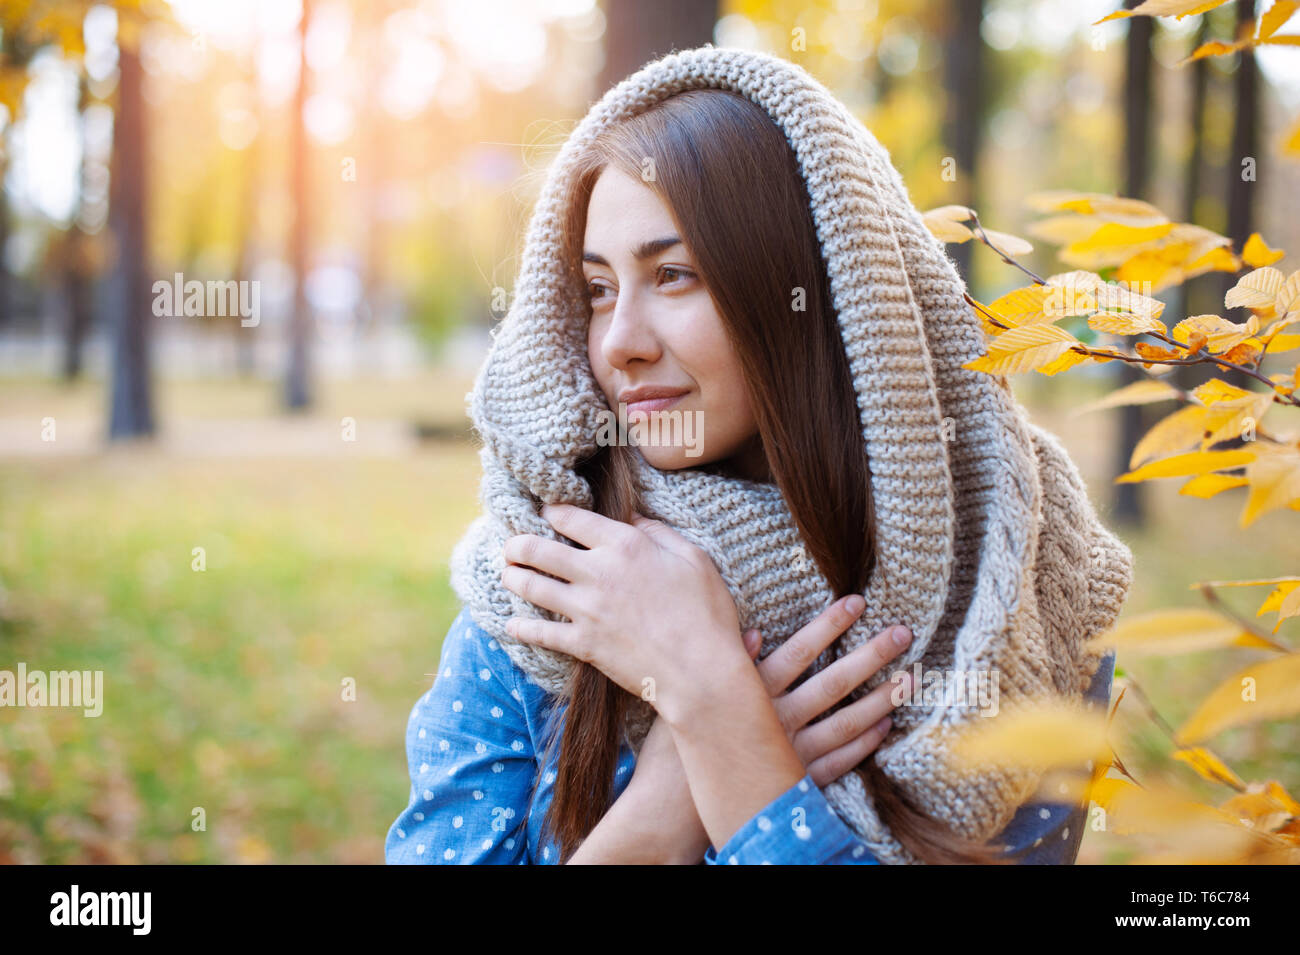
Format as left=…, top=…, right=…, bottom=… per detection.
left=744, top=594, right=915, bottom=788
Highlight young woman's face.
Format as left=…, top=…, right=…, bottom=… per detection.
left=582, top=166, right=768, bottom=480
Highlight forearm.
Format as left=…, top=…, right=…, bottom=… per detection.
left=565, top=778, right=710, bottom=864
left=660, top=653, right=807, bottom=851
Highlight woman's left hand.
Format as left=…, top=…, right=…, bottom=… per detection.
left=500, top=503, right=747, bottom=710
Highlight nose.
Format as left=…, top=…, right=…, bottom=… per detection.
left=598, top=287, right=662, bottom=370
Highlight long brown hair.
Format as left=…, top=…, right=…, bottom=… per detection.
left=535, top=88, right=1013, bottom=864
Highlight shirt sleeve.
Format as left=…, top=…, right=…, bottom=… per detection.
left=703, top=649, right=1115, bottom=866
left=702, top=772, right=881, bottom=865
left=385, top=610, right=540, bottom=865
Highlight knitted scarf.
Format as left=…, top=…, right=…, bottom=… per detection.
left=449, top=44, right=1134, bottom=864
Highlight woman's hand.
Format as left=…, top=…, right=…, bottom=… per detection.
left=756, top=594, right=915, bottom=786
left=615, top=595, right=915, bottom=862
left=499, top=504, right=746, bottom=713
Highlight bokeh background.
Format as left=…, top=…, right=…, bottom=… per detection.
left=1, top=0, right=1298, bottom=863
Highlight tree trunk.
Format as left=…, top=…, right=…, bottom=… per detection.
left=596, top=0, right=718, bottom=95
left=0, top=157, right=9, bottom=330
left=107, top=43, right=155, bottom=439
left=284, top=0, right=312, bottom=410
left=1170, top=15, right=1211, bottom=396
left=62, top=76, right=95, bottom=381
left=1112, top=0, right=1154, bottom=527
left=1217, top=0, right=1259, bottom=394
left=941, top=0, right=985, bottom=288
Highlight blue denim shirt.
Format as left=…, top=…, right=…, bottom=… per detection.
left=385, top=608, right=1114, bottom=865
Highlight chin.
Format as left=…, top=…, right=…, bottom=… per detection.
left=636, top=446, right=704, bottom=471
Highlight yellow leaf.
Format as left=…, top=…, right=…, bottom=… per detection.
left=1172, top=313, right=1255, bottom=354
left=1256, top=579, right=1300, bottom=614
left=1117, top=251, right=1189, bottom=289
left=1221, top=338, right=1264, bottom=364
left=1172, top=746, right=1247, bottom=788
left=1242, top=232, right=1286, bottom=268
left=1179, top=472, right=1248, bottom=497
left=1260, top=0, right=1300, bottom=39
left=1130, top=404, right=1209, bottom=468
left=1191, top=378, right=1254, bottom=405
left=1094, top=281, right=1166, bottom=320
left=1265, top=332, right=1300, bottom=353
left=1087, top=775, right=1254, bottom=856
left=1073, top=379, right=1179, bottom=415
left=1084, top=346, right=1128, bottom=364
left=1272, top=269, right=1300, bottom=320
left=1276, top=584, right=1300, bottom=633
left=1240, top=443, right=1300, bottom=527
left=1067, top=221, right=1176, bottom=257
left=968, top=297, right=1011, bottom=335
left=1089, top=607, right=1275, bottom=657
left=1177, top=652, right=1300, bottom=743
left=987, top=285, right=1055, bottom=327
left=1267, top=370, right=1297, bottom=395
left=1024, top=191, right=1165, bottom=220
left=1184, top=244, right=1242, bottom=276
left=1092, top=0, right=1232, bottom=23
left=1200, top=392, right=1272, bottom=448
left=1042, top=279, right=1098, bottom=318
left=1185, top=38, right=1247, bottom=61
left=1036, top=347, right=1091, bottom=376
left=975, top=226, right=1033, bottom=257
left=1088, top=310, right=1167, bottom=336
left=922, top=204, right=975, bottom=223
left=1225, top=267, right=1285, bottom=310
left=922, top=206, right=974, bottom=243
left=1133, top=341, right=1186, bottom=369
left=964, top=323, right=1082, bottom=376
left=1044, top=269, right=1103, bottom=294
left=1220, top=781, right=1300, bottom=834
left=1264, top=315, right=1300, bottom=344
left=948, top=699, right=1111, bottom=771
left=1116, top=448, right=1255, bottom=483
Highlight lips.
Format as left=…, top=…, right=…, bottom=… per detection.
left=618, top=385, right=689, bottom=415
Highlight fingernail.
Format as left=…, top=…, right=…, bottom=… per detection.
left=892, top=626, right=911, bottom=647
left=874, top=716, right=891, bottom=733
left=846, top=595, right=865, bottom=616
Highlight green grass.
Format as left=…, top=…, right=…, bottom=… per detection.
left=0, top=377, right=482, bottom=862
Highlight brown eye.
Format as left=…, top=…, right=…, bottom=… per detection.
left=657, top=266, right=693, bottom=285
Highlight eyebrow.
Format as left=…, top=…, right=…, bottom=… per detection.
left=582, top=236, right=682, bottom=267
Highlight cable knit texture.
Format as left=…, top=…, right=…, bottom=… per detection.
left=448, top=44, right=1134, bottom=864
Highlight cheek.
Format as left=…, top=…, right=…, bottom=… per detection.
left=688, top=316, right=753, bottom=428
left=586, top=323, right=611, bottom=391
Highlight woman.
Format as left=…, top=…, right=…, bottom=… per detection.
left=386, top=45, right=1130, bottom=865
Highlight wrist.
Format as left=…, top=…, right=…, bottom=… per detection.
left=621, top=771, right=713, bottom=865
left=572, top=781, right=708, bottom=865
left=658, top=641, right=763, bottom=732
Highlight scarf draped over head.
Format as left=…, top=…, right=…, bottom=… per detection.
left=449, top=44, right=1133, bottom=864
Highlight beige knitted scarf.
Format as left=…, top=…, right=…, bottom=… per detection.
left=449, top=44, right=1134, bottom=864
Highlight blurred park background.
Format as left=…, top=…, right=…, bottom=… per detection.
left=1, top=0, right=1298, bottom=863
